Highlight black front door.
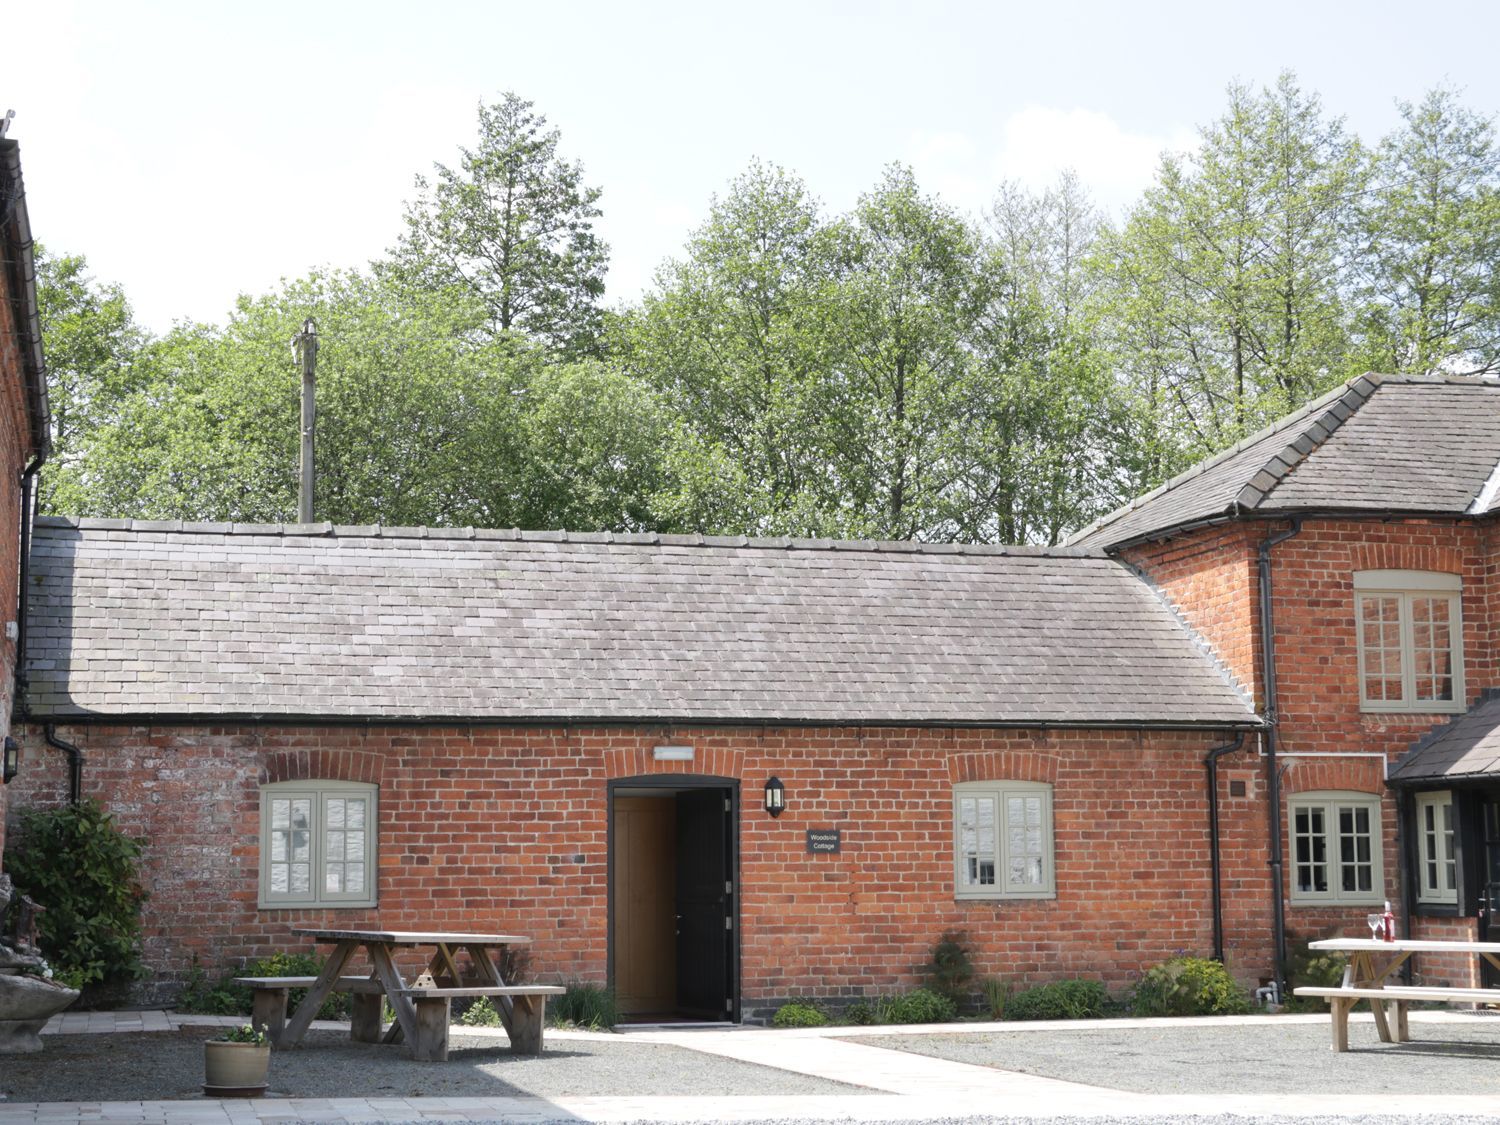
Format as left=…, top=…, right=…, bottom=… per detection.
left=674, top=788, right=733, bottom=1019
left=1481, top=799, right=1500, bottom=987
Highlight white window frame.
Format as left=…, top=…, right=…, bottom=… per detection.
left=1354, top=570, right=1464, bottom=714
left=1289, top=790, right=1383, bottom=906
left=953, top=781, right=1055, bottom=901
left=1415, top=790, right=1458, bottom=905
left=258, top=781, right=378, bottom=909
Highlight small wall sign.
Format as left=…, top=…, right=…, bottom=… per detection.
left=806, top=829, right=841, bottom=854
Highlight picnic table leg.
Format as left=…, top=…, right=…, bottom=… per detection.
left=410, top=997, right=451, bottom=1062
left=1350, top=952, right=1395, bottom=1044
left=1331, top=996, right=1351, bottom=1052
left=507, top=994, right=546, bottom=1055
left=279, top=940, right=358, bottom=1047
left=463, top=943, right=522, bottom=1043
left=1393, top=999, right=1409, bottom=1043
left=350, top=993, right=383, bottom=1043
left=367, top=942, right=420, bottom=1049
left=250, top=987, right=289, bottom=1045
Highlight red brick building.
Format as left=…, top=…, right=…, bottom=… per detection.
left=8, top=369, right=1500, bottom=1015
left=0, top=130, right=54, bottom=860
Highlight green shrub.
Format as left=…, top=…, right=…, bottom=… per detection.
left=458, top=996, right=502, bottom=1026
left=176, top=950, right=348, bottom=1020
left=548, top=982, right=618, bottom=1030
left=1002, top=979, right=1108, bottom=1021
left=845, top=1000, right=875, bottom=1025
left=882, top=988, right=958, bottom=1025
left=921, top=931, right=975, bottom=1004
left=1132, top=956, right=1251, bottom=1017
left=1282, top=935, right=1348, bottom=1013
left=772, top=1001, right=828, bottom=1028
left=5, top=799, right=148, bottom=989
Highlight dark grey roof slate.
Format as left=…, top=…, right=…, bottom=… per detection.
left=23, top=518, right=1256, bottom=727
left=1390, top=694, right=1500, bottom=783
left=1067, top=375, right=1500, bottom=549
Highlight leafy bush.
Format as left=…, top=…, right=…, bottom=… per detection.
left=1132, top=956, right=1251, bottom=1017
left=772, top=1001, right=828, bottom=1028
left=921, top=931, right=975, bottom=1005
left=1282, top=935, right=1348, bottom=1013
left=881, top=988, right=958, bottom=1025
left=1002, top=979, right=1108, bottom=1021
left=5, top=799, right=148, bottom=989
left=177, top=950, right=348, bottom=1020
left=458, top=996, right=502, bottom=1026
left=845, top=1000, right=875, bottom=1025
left=548, top=982, right=618, bottom=1030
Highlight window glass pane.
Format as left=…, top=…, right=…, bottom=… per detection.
left=1294, top=806, right=1327, bottom=892
left=290, top=863, right=310, bottom=893
left=265, top=786, right=375, bottom=903
left=958, top=796, right=996, bottom=887
left=1005, top=795, right=1045, bottom=888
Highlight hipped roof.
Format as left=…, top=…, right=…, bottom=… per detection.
left=1068, top=375, right=1500, bottom=549
left=23, top=518, right=1256, bottom=728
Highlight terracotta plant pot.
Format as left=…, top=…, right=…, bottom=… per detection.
left=203, top=1039, right=270, bottom=1095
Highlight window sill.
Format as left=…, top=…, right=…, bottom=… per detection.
left=1359, top=703, right=1466, bottom=717
left=1289, top=898, right=1384, bottom=908
left=955, top=892, right=1057, bottom=903
left=257, top=900, right=379, bottom=911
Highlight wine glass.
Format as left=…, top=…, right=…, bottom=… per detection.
left=1366, top=913, right=1384, bottom=940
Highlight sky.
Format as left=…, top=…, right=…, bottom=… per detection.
left=9, top=0, right=1500, bottom=334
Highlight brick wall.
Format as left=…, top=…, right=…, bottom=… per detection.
left=5, top=721, right=1266, bottom=1011
left=1129, top=517, right=1496, bottom=986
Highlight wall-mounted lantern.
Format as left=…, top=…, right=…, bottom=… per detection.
left=764, top=776, right=785, bottom=818
left=3, top=736, right=18, bottom=784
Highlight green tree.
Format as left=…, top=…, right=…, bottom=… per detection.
left=1097, top=74, right=1361, bottom=465
left=621, top=161, right=832, bottom=534
left=33, top=248, right=149, bottom=515
left=383, top=93, right=608, bottom=357
left=1351, top=87, right=1500, bottom=375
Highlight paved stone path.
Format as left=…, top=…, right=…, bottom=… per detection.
left=2, top=1009, right=1498, bottom=1122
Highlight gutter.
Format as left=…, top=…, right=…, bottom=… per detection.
left=43, top=725, right=81, bottom=805
left=1204, top=732, right=1247, bottom=962
left=1258, top=517, right=1303, bottom=995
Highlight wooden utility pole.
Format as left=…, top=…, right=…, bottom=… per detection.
left=291, top=319, right=318, bottom=524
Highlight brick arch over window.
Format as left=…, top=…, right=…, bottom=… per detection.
left=604, top=745, right=745, bottom=781
left=1350, top=542, right=1465, bottom=577
left=1281, top=757, right=1384, bottom=796
left=947, top=750, right=1060, bottom=785
left=260, top=748, right=385, bottom=787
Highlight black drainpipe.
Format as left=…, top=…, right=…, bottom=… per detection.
left=1204, top=731, right=1247, bottom=962
left=1259, top=517, right=1303, bottom=995
left=43, top=725, right=81, bottom=805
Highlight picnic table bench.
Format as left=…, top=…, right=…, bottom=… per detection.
left=1294, top=938, right=1500, bottom=1051
left=240, top=929, right=563, bottom=1061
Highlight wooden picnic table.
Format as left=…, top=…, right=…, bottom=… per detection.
left=241, top=928, right=561, bottom=1061
left=1296, top=937, right=1500, bottom=1051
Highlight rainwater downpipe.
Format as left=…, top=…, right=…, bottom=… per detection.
left=1204, top=731, right=1247, bottom=963
left=1259, top=517, right=1303, bottom=994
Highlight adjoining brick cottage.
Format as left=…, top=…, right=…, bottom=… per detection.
left=0, top=129, right=55, bottom=861
left=8, top=522, right=1260, bottom=1017
left=1070, top=373, right=1500, bottom=988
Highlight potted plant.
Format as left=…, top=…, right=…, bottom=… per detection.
left=203, top=1024, right=269, bottom=1095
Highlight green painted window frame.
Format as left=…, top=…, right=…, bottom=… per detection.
left=1353, top=570, right=1464, bottom=714
left=1414, top=790, right=1457, bottom=905
left=258, top=781, right=378, bottom=909
left=1289, top=790, right=1383, bottom=906
left=953, top=781, right=1055, bottom=901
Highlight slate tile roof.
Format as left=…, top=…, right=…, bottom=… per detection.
left=1067, top=375, right=1500, bottom=549
left=23, top=518, right=1256, bottom=727
left=1389, top=693, right=1500, bottom=783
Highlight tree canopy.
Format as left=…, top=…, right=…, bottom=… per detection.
left=40, top=78, right=1500, bottom=543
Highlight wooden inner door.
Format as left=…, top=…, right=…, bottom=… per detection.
left=613, top=795, right=677, bottom=1015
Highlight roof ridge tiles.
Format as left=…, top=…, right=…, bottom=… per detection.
left=31, top=515, right=1110, bottom=559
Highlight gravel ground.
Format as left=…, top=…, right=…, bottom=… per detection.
left=857, top=1017, right=1500, bottom=1096
left=0, top=1026, right=868, bottom=1102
